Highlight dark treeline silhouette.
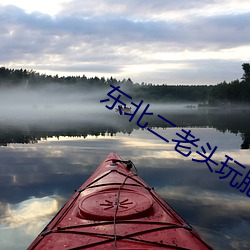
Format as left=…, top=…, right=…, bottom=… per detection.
left=0, top=63, right=250, bottom=104
left=208, top=63, right=250, bottom=105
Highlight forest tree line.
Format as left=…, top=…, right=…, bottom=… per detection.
left=0, top=63, right=249, bottom=104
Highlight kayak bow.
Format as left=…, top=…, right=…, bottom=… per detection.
left=28, top=152, right=213, bottom=249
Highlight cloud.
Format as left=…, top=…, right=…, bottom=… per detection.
left=58, top=0, right=240, bottom=19
left=0, top=196, right=61, bottom=249
left=5, top=5, right=247, bottom=49
left=2, top=5, right=248, bottom=51
left=0, top=196, right=59, bottom=229
left=0, top=1, right=250, bottom=84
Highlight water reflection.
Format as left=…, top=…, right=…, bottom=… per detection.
left=1, top=196, right=59, bottom=228
left=0, top=107, right=250, bottom=149
left=0, top=111, right=250, bottom=249
left=0, top=196, right=62, bottom=250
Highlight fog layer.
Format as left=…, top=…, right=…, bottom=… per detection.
left=0, top=85, right=111, bottom=123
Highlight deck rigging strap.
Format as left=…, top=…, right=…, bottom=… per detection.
left=113, top=159, right=137, bottom=250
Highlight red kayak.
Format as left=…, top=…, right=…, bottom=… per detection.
left=28, top=152, right=213, bottom=249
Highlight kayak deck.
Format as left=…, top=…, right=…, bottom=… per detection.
left=28, top=152, right=213, bottom=249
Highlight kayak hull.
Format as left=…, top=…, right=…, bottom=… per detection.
left=28, top=152, right=213, bottom=249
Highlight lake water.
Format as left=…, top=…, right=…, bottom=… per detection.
left=0, top=103, right=250, bottom=249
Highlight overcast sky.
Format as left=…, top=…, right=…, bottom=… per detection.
left=0, top=0, right=250, bottom=85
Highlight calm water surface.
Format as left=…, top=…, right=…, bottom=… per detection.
left=0, top=106, right=250, bottom=249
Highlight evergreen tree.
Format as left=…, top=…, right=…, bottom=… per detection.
left=242, top=63, right=250, bottom=83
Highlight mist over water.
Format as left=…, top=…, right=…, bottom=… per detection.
left=0, top=84, right=250, bottom=149
left=0, top=85, right=111, bottom=124
left=0, top=84, right=200, bottom=128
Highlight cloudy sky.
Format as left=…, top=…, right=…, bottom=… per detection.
left=0, top=0, right=250, bottom=85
